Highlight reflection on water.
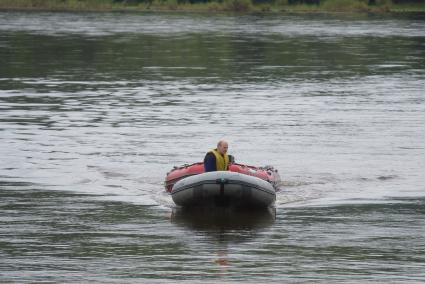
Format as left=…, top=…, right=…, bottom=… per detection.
left=171, top=207, right=276, bottom=277
left=171, top=207, right=275, bottom=231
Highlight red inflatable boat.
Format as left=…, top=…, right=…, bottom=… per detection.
left=165, top=162, right=281, bottom=193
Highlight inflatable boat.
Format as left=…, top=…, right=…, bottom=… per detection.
left=165, top=162, right=281, bottom=209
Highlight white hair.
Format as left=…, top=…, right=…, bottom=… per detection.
left=217, top=140, right=228, bottom=147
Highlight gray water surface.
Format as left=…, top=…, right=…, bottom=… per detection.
left=1, top=12, right=425, bottom=283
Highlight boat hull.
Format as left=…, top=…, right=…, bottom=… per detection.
left=171, top=171, right=276, bottom=209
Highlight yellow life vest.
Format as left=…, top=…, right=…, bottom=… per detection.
left=210, top=149, right=229, bottom=171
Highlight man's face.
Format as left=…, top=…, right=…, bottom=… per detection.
left=217, top=142, right=228, bottom=155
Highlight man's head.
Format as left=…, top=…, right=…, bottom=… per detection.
left=217, top=140, right=228, bottom=155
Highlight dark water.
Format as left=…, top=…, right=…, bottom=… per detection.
left=1, top=11, right=425, bottom=283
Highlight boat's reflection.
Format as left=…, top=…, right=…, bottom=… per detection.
left=171, top=206, right=276, bottom=231
left=170, top=206, right=276, bottom=277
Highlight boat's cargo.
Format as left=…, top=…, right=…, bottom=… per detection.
left=165, top=162, right=280, bottom=192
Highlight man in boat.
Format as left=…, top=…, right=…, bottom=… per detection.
left=204, top=140, right=233, bottom=172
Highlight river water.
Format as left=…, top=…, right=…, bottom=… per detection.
left=1, top=11, right=425, bottom=283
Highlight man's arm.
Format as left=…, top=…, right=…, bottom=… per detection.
left=204, top=153, right=216, bottom=172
